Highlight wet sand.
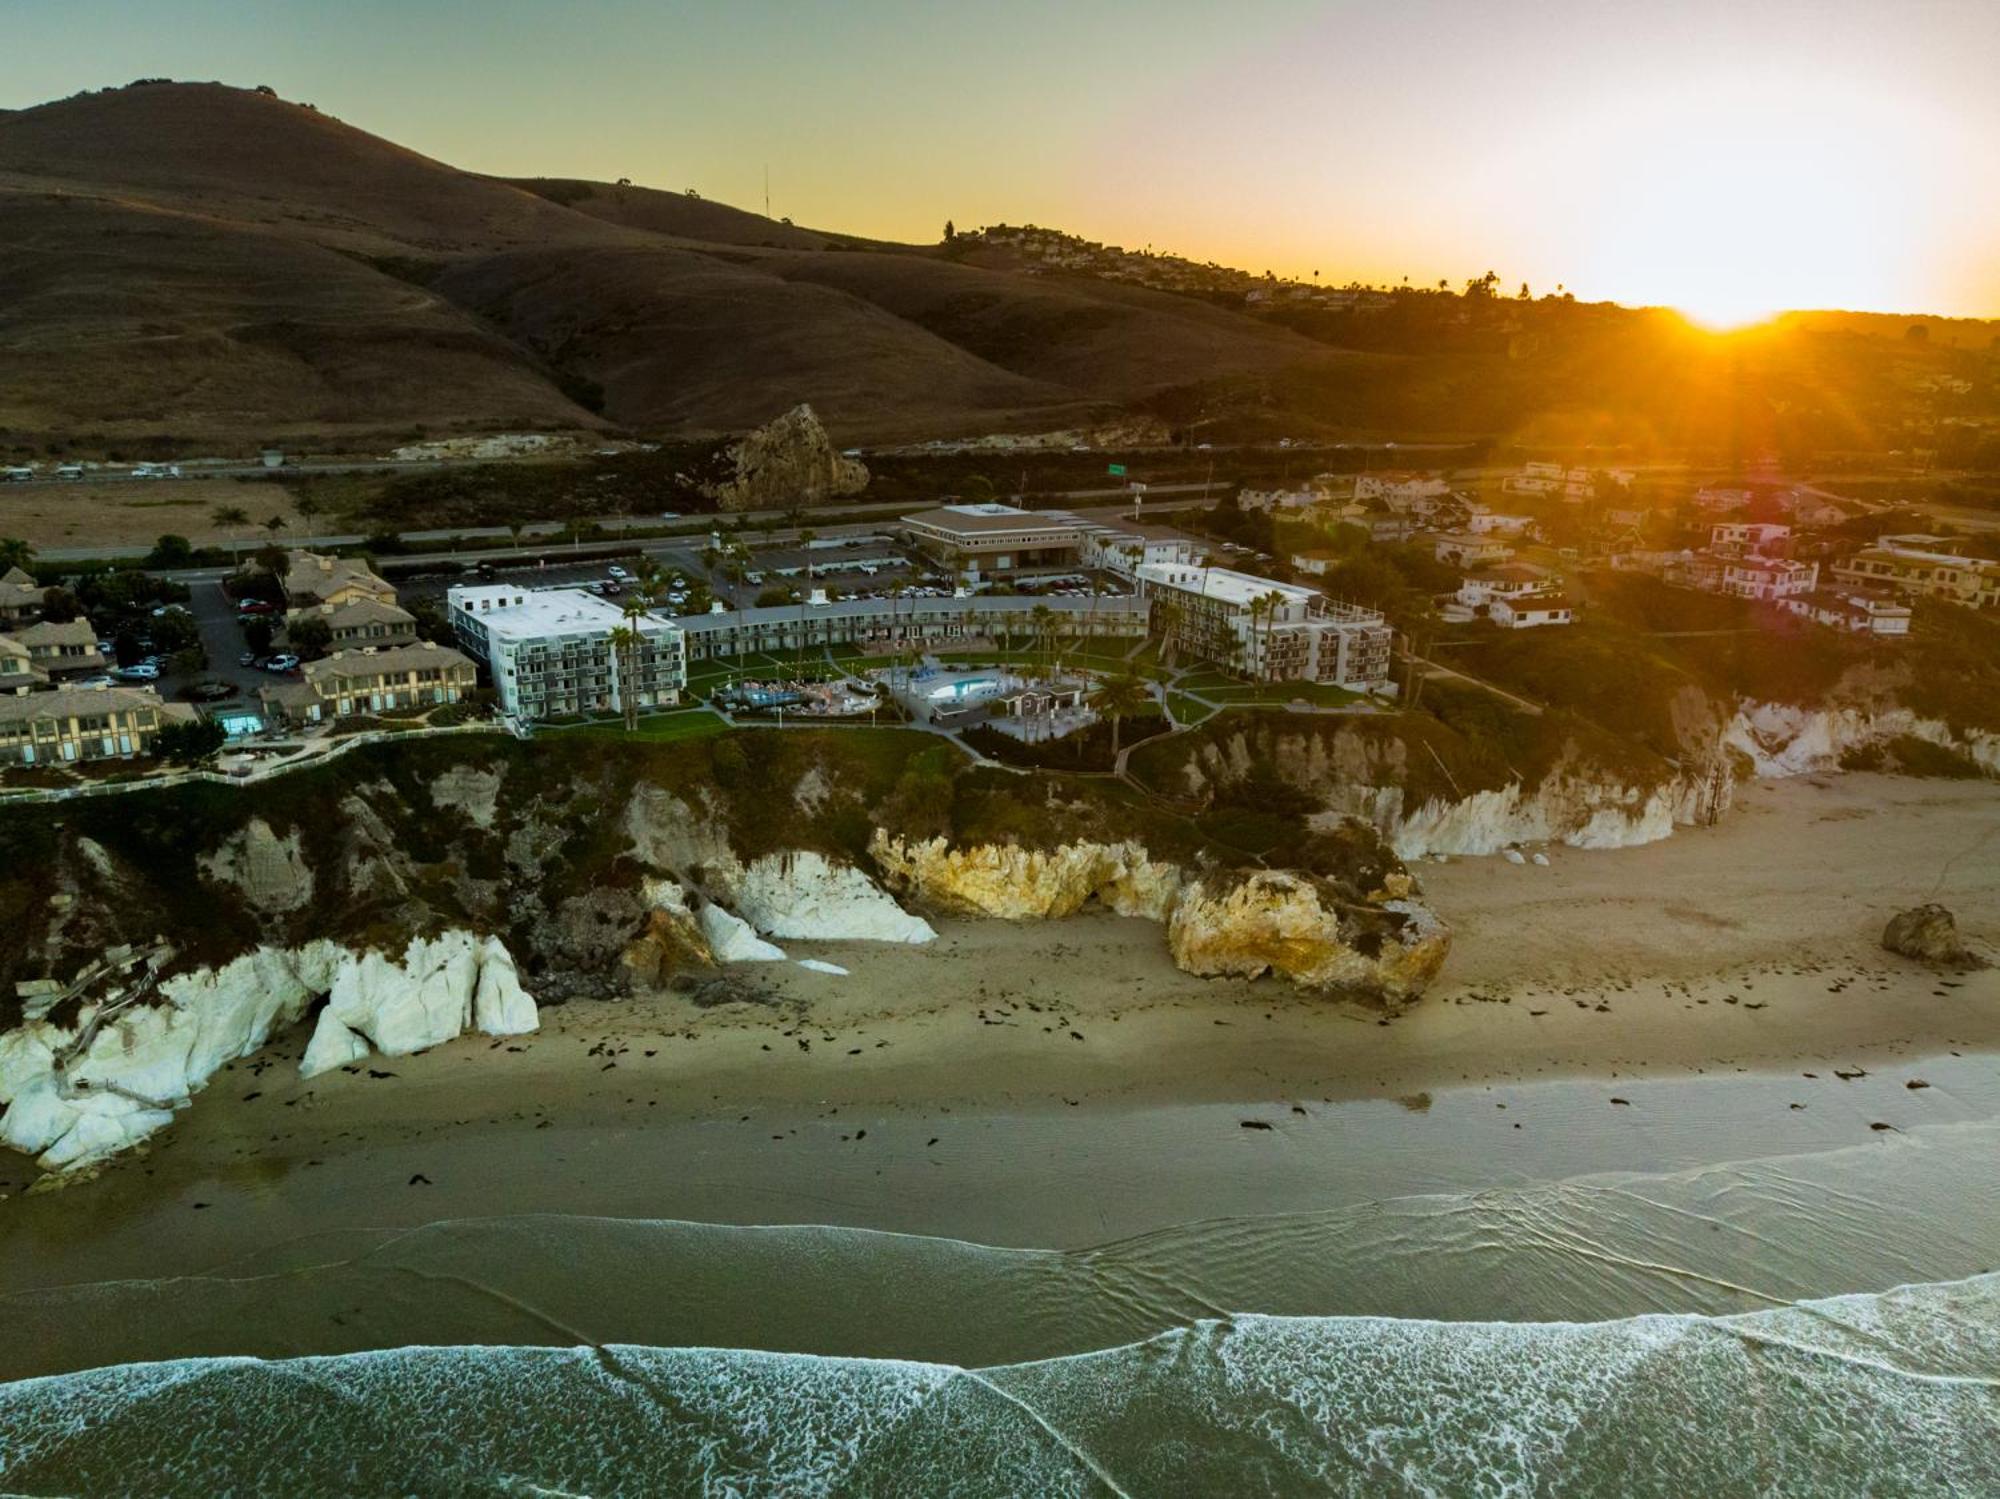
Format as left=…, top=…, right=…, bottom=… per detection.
left=1, top=773, right=1994, bottom=1291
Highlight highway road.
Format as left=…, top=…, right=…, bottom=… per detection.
left=31, top=483, right=1220, bottom=566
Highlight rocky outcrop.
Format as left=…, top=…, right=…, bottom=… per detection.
left=1725, top=702, right=2000, bottom=779
left=870, top=832, right=1446, bottom=1005
left=620, top=880, right=716, bottom=988
left=699, top=904, right=786, bottom=964
left=1881, top=905, right=1988, bottom=969
left=702, top=404, right=868, bottom=513
left=1167, top=872, right=1448, bottom=1007
left=197, top=818, right=314, bottom=914
left=302, top=933, right=537, bottom=1077
left=724, top=852, right=936, bottom=944
left=1334, top=763, right=1732, bottom=860
left=1, top=933, right=538, bottom=1171
left=869, top=835, right=1181, bottom=921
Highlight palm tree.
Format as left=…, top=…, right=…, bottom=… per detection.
left=292, top=490, right=322, bottom=545
left=796, top=528, right=818, bottom=670
left=1258, top=589, right=1288, bottom=684
left=262, top=512, right=288, bottom=543
left=608, top=622, right=643, bottom=731
left=1029, top=603, right=1055, bottom=679
left=0, top=537, right=33, bottom=573
left=1089, top=672, right=1150, bottom=759
left=211, top=505, right=250, bottom=562
left=1151, top=595, right=1183, bottom=670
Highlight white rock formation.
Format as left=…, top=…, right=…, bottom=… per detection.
left=472, top=935, right=538, bottom=1035
left=1, top=933, right=538, bottom=1169
left=1724, top=701, right=2000, bottom=779
left=796, top=959, right=850, bottom=977
left=1327, top=772, right=1697, bottom=861
left=726, top=852, right=935, bottom=944
left=699, top=903, right=787, bottom=964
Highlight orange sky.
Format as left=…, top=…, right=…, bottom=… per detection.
left=7, top=0, right=1998, bottom=319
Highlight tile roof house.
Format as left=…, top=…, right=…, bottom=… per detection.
left=0, top=684, right=195, bottom=764
left=0, top=633, right=48, bottom=693
left=14, top=618, right=106, bottom=680
left=279, top=551, right=398, bottom=612
left=0, top=567, right=44, bottom=627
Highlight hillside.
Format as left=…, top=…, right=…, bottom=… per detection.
left=0, top=81, right=1338, bottom=450
left=2, top=80, right=1992, bottom=460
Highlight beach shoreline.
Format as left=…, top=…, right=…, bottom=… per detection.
left=1, top=772, right=1995, bottom=1293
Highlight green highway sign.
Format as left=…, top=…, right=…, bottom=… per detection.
left=1106, top=463, right=1126, bottom=476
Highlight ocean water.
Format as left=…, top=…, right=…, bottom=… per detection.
left=1, top=1277, right=1996, bottom=1495
left=3, top=1114, right=1999, bottom=1494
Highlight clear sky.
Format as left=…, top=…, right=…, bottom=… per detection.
left=5, top=0, right=1996, bottom=321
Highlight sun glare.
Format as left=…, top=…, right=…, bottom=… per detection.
left=1568, top=79, right=1931, bottom=322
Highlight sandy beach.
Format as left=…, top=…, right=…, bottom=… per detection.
left=2, top=773, right=1995, bottom=1296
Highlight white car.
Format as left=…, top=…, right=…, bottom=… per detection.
left=263, top=654, right=300, bottom=673
left=607, top=565, right=629, bottom=579
left=113, top=663, right=160, bottom=682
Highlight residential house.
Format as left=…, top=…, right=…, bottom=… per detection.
left=1709, top=522, right=1791, bottom=558
left=300, top=597, right=420, bottom=652
left=1456, top=564, right=1552, bottom=609
left=1237, top=486, right=1323, bottom=514
left=0, top=634, right=48, bottom=693
left=265, top=641, right=477, bottom=723
left=279, top=550, right=398, bottom=613
left=1462, top=504, right=1537, bottom=538
left=1776, top=590, right=1912, bottom=638
left=14, top=618, right=106, bottom=681
left=1488, top=592, right=1574, bottom=629
left=1831, top=537, right=2000, bottom=610
left=1079, top=522, right=1199, bottom=578
left=1135, top=564, right=1393, bottom=688
left=0, top=567, right=43, bottom=628
left=1720, top=556, right=1819, bottom=601
left=1692, top=486, right=1754, bottom=513
left=1433, top=532, right=1515, bottom=568
left=0, top=684, right=195, bottom=765
left=1354, top=473, right=1451, bottom=507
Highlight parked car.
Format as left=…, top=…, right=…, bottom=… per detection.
left=607, top=564, right=629, bottom=579
left=239, top=651, right=258, bottom=667
left=262, top=654, right=300, bottom=673
left=73, top=675, right=116, bottom=689
left=112, top=663, right=160, bottom=682
left=236, top=598, right=276, bottom=615
left=185, top=680, right=236, bottom=703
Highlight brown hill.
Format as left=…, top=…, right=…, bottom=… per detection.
left=0, top=80, right=1341, bottom=450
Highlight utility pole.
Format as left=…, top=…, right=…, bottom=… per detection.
left=764, top=164, right=771, bottom=220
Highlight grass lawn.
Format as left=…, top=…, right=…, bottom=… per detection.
left=1203, top=681, right=1364, bottom=709
left=552, top=708, right=732, bottom=744
left=1167, top=693, right=1217, bottom=725
left=1173, top=669, right=1242, bottom=692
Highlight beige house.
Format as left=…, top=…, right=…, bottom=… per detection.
left=0, top=685, right=195, bottom=764
left=265, top=641, right=476, bottom=724
left=14, top=618, right=106, bottom=680
left=280, top=551, right=398, bottom=612
left=0, top=634, right=48, bottom=693
left=298, top=597, right=419, bottom=651
left=0, top=567, right=43, bottom=627
left=1832, top=539, right=1999, bottom=610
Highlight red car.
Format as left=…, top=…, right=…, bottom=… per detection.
left=236, top=598, right=276, bottom=615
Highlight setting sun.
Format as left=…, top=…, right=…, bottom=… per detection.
left=1565, top=76, right=1943, bottom=323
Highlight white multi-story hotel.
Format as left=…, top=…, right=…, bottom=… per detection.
left=1134, top=564, right=1393, bottom=689
left=448, top=585, right=686, bottom=721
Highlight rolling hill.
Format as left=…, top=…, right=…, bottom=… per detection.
left=0, top=80, right=1349, bottom=450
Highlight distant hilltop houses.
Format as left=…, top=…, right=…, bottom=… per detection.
left=964, top=224, right=1393, bottom=309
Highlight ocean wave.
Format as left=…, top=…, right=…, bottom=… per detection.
left=3, top=1275, right=1997, bottom=1497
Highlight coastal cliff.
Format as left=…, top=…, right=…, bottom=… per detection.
left=0, top=729, right=1452, bottom=1172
